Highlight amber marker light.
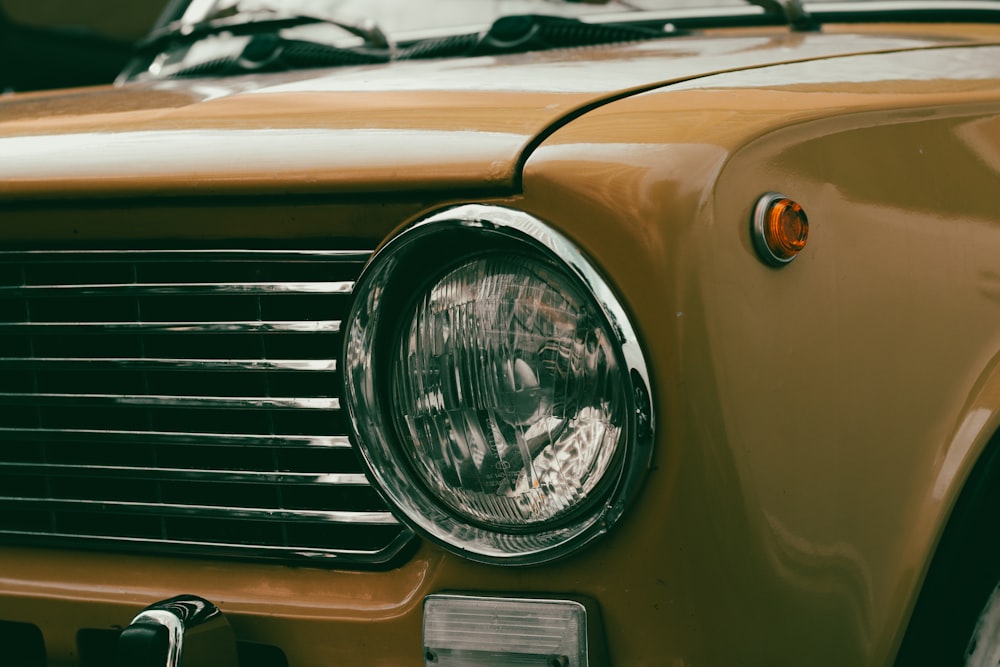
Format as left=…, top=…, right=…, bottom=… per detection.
left=752, top=192, right=809, bottom=267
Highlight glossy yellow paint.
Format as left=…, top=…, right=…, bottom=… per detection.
left=520, top=41, right=1000, bottom=665
left=2, top=23, right=995, bottom=200
left=2, top=20, right=1000, bottom=667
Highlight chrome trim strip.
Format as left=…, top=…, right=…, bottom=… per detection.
left=0, top=357, right=338, bottom=372
left=0, top=496, right=399, bottom=524
left=0, top=427, right=352, bottom=448
left=0, top=320, right=341, bottom=334
left=0, top=392, right=340, bottom=410
left=0, top=281, right=354, bottom=296
left=0, top=249, right=372, bottom=262
left=0, top=462, right=370, bottom=485
left=0, top=527, right=414, bottom=560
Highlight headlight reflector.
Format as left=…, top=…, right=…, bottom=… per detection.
left=345, top=205, right=653, bottom=564
left=392, top=253, right=624, bottom=529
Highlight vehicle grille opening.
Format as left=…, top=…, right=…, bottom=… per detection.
left=0, top=249, right=412, bottom=566
left=0, top=620, right=45, bottom=667
left=77, top=629, right=289, bottom=667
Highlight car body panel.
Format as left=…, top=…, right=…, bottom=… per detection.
left=521, top=41, right=1000, bottom=665
left=2, top=15, right=1000, bottom=667
left=0, top=27, right=994, bottom=199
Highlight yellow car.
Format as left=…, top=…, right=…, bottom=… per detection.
left=1, top=1, right=999, bottom=665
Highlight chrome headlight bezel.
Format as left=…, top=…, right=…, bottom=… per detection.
left=343, top=205, right=653, bottom=565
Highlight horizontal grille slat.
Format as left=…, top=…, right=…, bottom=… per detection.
left=0, top=281, right=355, bottom=297
left=1, top=249, right=372, bottom=263
left=0, top=358, right=338, bottom=372
left=0, top=497, right=398, bottom=524
left=0, top=247, right=412, bottom=566
left=0, top=393, right=341, bottom=410
left=0, top=529, right=414, bottom=560
left=0, top=320, right=342, bottom=334
left=0, top=462, right=371, bottom=485
left=0, top=427, right=352, bottom=449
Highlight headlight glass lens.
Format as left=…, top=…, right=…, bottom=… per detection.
left=392, top=254, right=624, bottom=529
left=344, top=205, right=653, bottom=564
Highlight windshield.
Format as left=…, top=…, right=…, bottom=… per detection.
left=158, top=0, right=747, bottom=35
left=122, top=0, right=989, bottom=82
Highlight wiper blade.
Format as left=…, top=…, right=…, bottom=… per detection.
left=400, top=14, right=676, bottom=61
left=478, top=14, right=669, bottom=55
left=168, top=32, right=389, bottom=78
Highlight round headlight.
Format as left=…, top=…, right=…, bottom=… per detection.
left=344, top=205, right=653, bottom=564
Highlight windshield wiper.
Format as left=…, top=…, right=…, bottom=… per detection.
left=143, top=12, right=678, bottom=79
left=123, top=7, right=393, bottom=80
left=165, top=32, right=390, bottom=78
left=476, top=14, right=670, bottom=56
left=136, top=9, right=390, bottom=56
left=399, top=14, right=676, bottom=61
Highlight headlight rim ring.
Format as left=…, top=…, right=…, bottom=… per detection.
left=344, top=204, right=654, bottom=565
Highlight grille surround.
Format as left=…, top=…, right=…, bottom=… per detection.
left=0, top=249, right=413, bottom=566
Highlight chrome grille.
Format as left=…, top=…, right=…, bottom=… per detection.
left=0, top=249, right=412, bottom=565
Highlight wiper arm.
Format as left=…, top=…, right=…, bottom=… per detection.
left=746, top=0, right=820, bottom=31
left=401, top=14, right=676, bottom=61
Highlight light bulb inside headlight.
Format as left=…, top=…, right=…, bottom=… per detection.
left=392, top=254, right=624, bottom=529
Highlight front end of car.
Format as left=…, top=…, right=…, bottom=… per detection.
left=0, top=63, right=669, bottom=663
left=3, top=2, right=1000, bottom=666
left=0, top=164, right=660, bottom=667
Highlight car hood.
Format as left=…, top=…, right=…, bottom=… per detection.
left=0, top=27, right=986, bottom=200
